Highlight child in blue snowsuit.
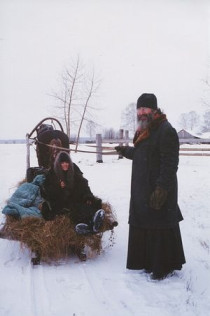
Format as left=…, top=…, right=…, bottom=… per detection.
left=2, top=174, right=45, bottom=219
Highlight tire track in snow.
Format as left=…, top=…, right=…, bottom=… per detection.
left=29, top=264, right=51, bottom=316
left=80, top=263, right=135, bottom=316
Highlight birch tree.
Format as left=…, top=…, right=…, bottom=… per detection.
left=52, top=57, right=100, bottom=147
left=75, top=71, right=99, bottom=151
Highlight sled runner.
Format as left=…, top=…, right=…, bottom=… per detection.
left=0, top=118, right=118, bottom=264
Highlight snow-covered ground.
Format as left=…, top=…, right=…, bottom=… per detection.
left=0, top=143, right=210, bottom=316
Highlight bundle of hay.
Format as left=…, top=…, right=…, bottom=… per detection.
left=1, top=202, right=118, bottom=263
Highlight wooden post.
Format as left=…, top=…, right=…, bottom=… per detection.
left=96, top=134, right=103, bottom=163
left=125, top=130, right=129, bottom=146
left=26, top=133, right=30, bottom=174
left=118, top=129, right=124, bottom=159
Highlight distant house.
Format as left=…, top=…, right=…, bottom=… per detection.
left=177, top=129, right=200, bottom=139
left=178, top=129, right=210, bottom=144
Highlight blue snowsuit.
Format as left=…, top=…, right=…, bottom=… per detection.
left=2, top=174, right=45, bottom=218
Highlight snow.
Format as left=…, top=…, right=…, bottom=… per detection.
left=0, top=143, right=210, bottom=316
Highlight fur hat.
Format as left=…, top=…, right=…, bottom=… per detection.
left=54, top=151, right=74, bottom=185
left=59, top=151, right=71, bottom=163
left=137, top=93, right=157, bottom=110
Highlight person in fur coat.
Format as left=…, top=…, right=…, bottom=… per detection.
left=115, top=93, right=185, bottom=280
left=41, top=151, right=105, bottom=235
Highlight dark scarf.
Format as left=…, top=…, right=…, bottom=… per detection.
left=133, top=113, right=167, bottom=147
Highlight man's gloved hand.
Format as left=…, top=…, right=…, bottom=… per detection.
left=115, top=146, right=126, bottom=155
left=149, top=186, right=168, bottom=210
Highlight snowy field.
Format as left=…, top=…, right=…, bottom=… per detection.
left=0, top=143, right=210, bottom=316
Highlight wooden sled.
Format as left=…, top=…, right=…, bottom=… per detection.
left=0, top=202, right=118, bottom=264
left=1, top=118, right=118, bottom=264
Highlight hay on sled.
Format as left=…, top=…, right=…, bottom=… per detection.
left=1, top=202, right=117, bottom=263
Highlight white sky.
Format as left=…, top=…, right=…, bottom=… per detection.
left=0, top=0, right=209, bottom=139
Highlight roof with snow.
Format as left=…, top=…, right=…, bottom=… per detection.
left=178, top=129, right=200, bottom=139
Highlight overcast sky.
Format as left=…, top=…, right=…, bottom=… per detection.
left=0, top=0, right=209, bottom=139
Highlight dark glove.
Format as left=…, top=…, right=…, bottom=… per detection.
left=115, top=146, right=126, bottom=155
left=149, top=186, right=168, bottom=210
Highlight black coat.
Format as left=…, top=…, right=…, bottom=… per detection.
left=123, top=120, right=183, bottom=229
left=42, top=163, right=101, bottom=223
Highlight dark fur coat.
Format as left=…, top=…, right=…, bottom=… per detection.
left=42, top=152, right=102, bottom=223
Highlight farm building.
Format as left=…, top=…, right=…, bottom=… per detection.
left=178, top=129, right=210, bottom=144
left=178, top=129, right=200, bottom=139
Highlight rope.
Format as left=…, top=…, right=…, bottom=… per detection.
left=35, top=139, right=118, bottom=155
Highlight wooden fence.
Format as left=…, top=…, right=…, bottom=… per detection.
left=95, top=130, right=130, bottom=162
left=24, top=129, right=210, bottom=167
left=179, top=147, right=210, bottom=157
left=93, top=133, right=210, bottom=162
left=92, top=134, right=210, bottom=162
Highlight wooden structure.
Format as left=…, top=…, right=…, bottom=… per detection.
left=96, top=129, right=131, bottom=162
left=178, top=129, right=210, bottom=144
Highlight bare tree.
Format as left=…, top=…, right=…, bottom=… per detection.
left=52, top=57, right=82, bottom=138
left=75, top=71, right=100, bottom=151
left=202, top=78, right=210, bottom=108
left=86, top=120, right=97, bottom=139
left=121, top=102, right=137, bottom=134
left=200, top=77, right=210, bottom=131
left=188, top=111, right=200, bottom=130
left=202, top=110, right=210, bottom=132
left=51, top=56, right=99, bottom=146
left=103, top=128, right=118, bottom=140
left=179, top=113, right=189, bottom=130
left=178, top=111, right=200, bottom=131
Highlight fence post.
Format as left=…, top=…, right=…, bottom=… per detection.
left=125, top=130, right=129, bottom=146
left=96, top=134, right=103, bottom=163
left=118, top=129, right=124, bottom=159
left=26, top=133, right=30, bottom=175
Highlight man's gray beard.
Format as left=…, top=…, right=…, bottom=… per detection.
left=137, top=120, right=149, bottom=130
left=137, top=113, right=154, bottom=131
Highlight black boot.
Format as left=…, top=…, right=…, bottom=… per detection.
left=92, top=209, right=105, bottom=233
left=75, top=223, right=92, bottom=235
left=76, top=247, right=87, bottom=261
left=31, top=251, right=41, bottom=265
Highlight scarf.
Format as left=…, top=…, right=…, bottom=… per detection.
left=133, top=113, right=167, bottom=147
